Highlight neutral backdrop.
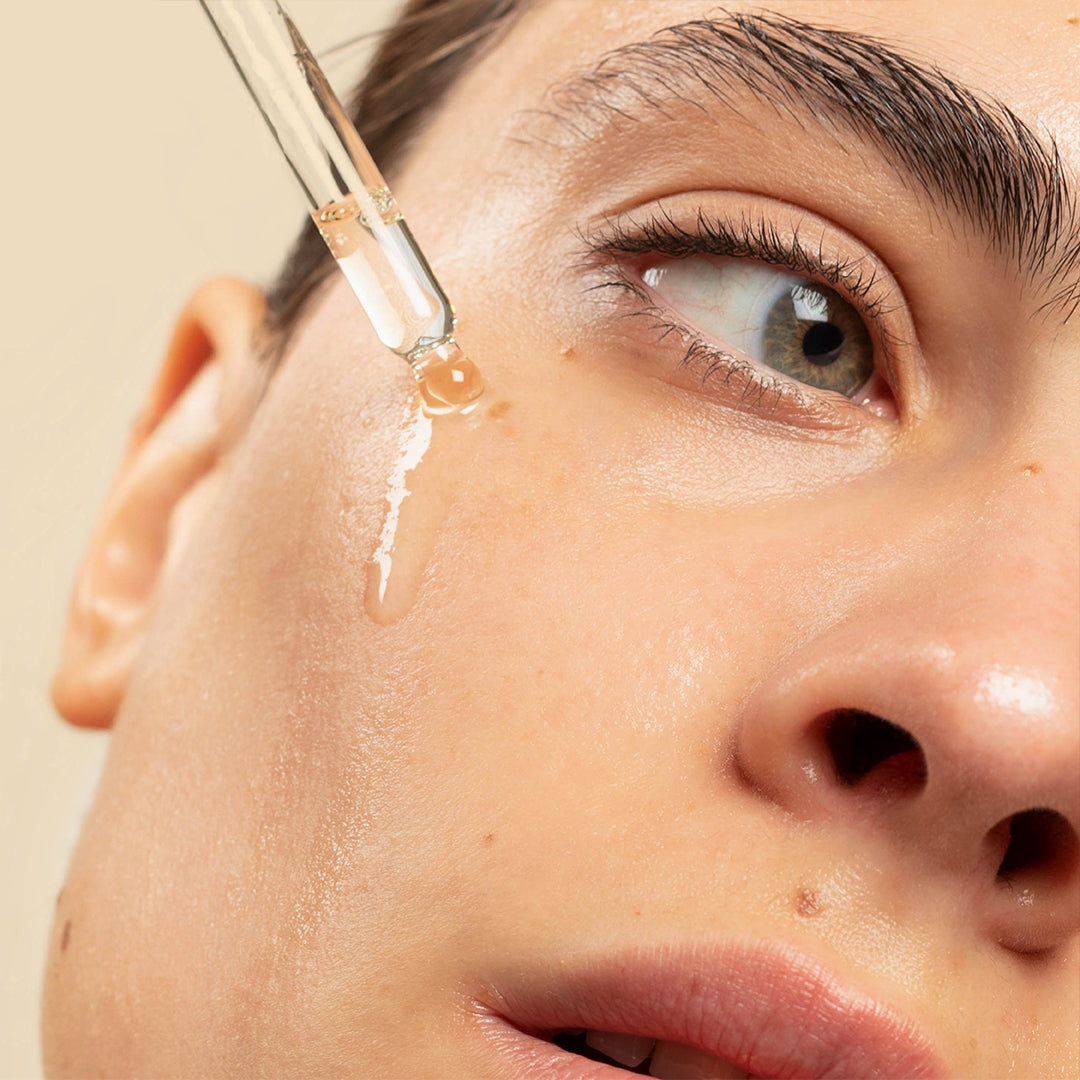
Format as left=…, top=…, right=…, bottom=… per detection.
left=1, top=2, right=403, bottom=1075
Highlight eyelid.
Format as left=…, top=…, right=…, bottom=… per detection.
left=596, top=267, right=861, bottom=429
left=579, top=193, right=917, bottom=425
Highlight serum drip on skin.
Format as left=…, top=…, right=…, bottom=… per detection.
left=364, top=393, right=483, bottom=625
left=198, top=1, right=485, bottom=625
left=365, top=402, right=434, bottom=624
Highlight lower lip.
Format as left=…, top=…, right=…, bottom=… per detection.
left=463, top=940, right=944, bottom=1080
left=468, top=1017, right=665, bottom=1080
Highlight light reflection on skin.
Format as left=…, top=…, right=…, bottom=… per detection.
left=43, top=2, right=1078, bottom=1078
left=975, top=668, right=1058, bottom=719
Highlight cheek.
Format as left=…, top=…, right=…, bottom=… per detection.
left=41, top=295, right=437, bottom=1074
left=41, top=269, right=913, bottom=1075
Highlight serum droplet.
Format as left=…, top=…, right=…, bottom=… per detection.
left=412, top=340, right=484, bottom=415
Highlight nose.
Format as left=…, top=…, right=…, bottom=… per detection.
left=733, top=482, right=1080, bottom=955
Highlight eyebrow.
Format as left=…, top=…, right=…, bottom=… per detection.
left=531, top=11, right=1080, bottom=318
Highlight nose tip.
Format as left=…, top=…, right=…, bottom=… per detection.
left=734, top=637, right=1080, bottom=955
left=963, top=667, right=1080, bottom=950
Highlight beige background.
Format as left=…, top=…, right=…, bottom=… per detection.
left=1, top=2, right=402, bottom=1075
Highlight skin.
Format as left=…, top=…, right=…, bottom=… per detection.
left=43, top=1, right=1078, bottom=1077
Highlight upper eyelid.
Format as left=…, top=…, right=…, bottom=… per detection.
left=580, top=207, right=912, bottom=373
left=584, top=208, right=881, bottom=308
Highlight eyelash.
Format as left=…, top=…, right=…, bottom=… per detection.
left=580, top=206, right=905, bottom=416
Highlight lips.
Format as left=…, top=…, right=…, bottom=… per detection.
left=467, top=940, right=944, bottom=1079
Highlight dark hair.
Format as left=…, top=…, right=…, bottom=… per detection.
left=263, top=0, right=525, bottom=357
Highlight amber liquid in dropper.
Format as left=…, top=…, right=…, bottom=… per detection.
left=315, top=192, right=484, bottom=413
left=313, top=195, right=485, bottom=624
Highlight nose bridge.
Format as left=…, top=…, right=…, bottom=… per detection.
left=924, top=462, right=1079, bottom=827
left=863, top=480, right=1079, bottom=946
left=900, top=450, right=1077, bottom=797
left=927, top=444, right=1079, bottom=688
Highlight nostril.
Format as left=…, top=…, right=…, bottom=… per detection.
left=995, top=808, right=1080, bottom=885
left=821, top=709, right=928, bottom=797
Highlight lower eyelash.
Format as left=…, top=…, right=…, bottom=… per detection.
left=681, top=338, right=793, bottom=411
left=590, top=268, right=806, bottom=414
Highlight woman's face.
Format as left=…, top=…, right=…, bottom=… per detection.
left=44, top=1, right=1079, bottom=1077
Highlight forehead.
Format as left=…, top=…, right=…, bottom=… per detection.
left=479, top=0, right=1079, bottom=134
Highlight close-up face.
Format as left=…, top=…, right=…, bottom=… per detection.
left=43, top=1, right=1079, bottom=1077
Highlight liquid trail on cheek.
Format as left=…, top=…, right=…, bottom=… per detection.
left=364, top=399, right=476, bottom=624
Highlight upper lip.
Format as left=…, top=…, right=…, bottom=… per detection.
left=472, top=938, right=945, bottom=1079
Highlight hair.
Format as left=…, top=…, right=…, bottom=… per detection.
left=262, top=0, right=526, bottom=360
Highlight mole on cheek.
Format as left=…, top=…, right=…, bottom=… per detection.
left=794, top=887, right=823, bottom=917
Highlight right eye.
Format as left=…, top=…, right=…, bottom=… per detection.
left=642, top=257, right=876, bottom=399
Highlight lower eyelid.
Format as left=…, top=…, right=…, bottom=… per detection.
left=597, top=277, right=850, bottom=427
left=592, top=265, right=895, bottom=431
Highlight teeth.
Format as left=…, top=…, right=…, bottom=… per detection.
left=584, top=1030, right=657, bottom=1068
left=648, top=1038, right=751, bottom=1079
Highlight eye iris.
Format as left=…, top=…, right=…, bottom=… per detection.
left=762, top=283, right=874, bottom=396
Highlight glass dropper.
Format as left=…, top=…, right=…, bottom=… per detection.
left=198, top=0, right=483, bottom=414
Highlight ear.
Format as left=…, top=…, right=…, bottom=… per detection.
left=52, top=277, right=267, bottom=728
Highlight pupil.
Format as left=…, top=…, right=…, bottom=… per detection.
left=801, top=321, right=844, bottom=366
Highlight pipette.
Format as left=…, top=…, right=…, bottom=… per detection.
left=198, top=0, right=483, bottom=414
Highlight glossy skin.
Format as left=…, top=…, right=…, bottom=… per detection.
left=44, top=1, right=1079, bottom=1077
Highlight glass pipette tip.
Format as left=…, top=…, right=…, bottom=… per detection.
left=198, top=0, right=483, bottom=414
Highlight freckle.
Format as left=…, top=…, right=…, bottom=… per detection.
left=60, top=920, right=72, bottom=953
left=483, top=832, right=496, bottom=844
left=561, top=346, right=578, bottom=363
left=1021, top=462, right=1042, bottom=476
left=1069, top=14, right=1079, bottom=25
left=487, top=399, right=513, bottom=421
left=795, top=887, right=823, bottom=917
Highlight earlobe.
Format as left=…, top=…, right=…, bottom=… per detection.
left=52, top=278, right=267, bottom=729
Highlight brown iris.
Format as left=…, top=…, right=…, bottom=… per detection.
left=760, top=283, right=874, bottom=395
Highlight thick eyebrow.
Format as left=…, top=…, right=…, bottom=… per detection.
left=531, top=12, right=1080, bottom=318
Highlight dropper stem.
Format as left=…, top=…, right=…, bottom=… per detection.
left=198, top=0, right=462, bottom=364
